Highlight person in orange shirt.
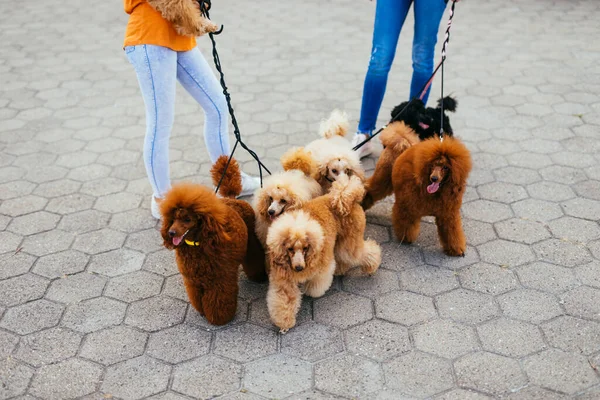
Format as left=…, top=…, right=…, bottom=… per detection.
left=123, top=0, right=260, bottom=219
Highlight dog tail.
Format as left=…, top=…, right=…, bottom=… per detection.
left=329, top=175, right=365, bottom=217
left=437, top=96, right=457, bottom=112
left=319, top=109, right=349, bottom=139
left=210, top=155, right=242, bottom=198
left=281, top=147, right=318, bottom=178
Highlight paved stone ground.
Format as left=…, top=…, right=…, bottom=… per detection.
left=1, top=0, right=600, bottom=399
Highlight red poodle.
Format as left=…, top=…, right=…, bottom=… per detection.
left=391, top=137, right=472, bottom=256
left=160, top=156, right=267, bottom=325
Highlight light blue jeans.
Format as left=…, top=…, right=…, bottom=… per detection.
left=358, top=0, right=448, bottom=134
left=125, top=44, right=229, bottom=198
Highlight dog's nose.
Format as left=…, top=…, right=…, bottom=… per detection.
left=268, top=209, right=275, bottom=216
left=431, top=176, right=439, bottom=182
left=294, top=265, right=304, bottom=272
left=168, top=230, right=177, bottom=237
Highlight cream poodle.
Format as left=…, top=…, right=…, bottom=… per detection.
left=266, top=175, right=381, bottom=333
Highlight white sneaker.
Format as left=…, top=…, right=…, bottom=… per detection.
left=351, top=133, right=374, bottom=159
left=150, top=196, right=161, bottom=220
left=239, top=172, right=261, bottom=197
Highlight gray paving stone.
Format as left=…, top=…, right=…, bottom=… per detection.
left=574, top=180, right=600, bottom=201
left=462, top=200, right=513, bottom=223
left=316, top=353, right=384, bottom=398
left=214, top=323, right=277, bottom=363
left=244, top=354, right=312, bottom=398
left=0, top=180, right=35, bottom=200
left=146, top=324, right=211, bottom=363
left=533, top=238, right=592, bottom=267
left=342, top=267, right=399, bottom=298
left=0, top=252, right=34, bottom=280
left=517, top=262, right=579, bottom=294
left=32, top=249, right=89, bottom=278
left=495, top=218, right=552, bottom=245
left=413, top=319, right=479, bottom=359
left=575, top=261, right=600, bottom=288
left=523, top=349, right=599, bottom=395
left=45, top=193, right=95, bottom=214
left=79, top=325, right=147, bottom=365
left=281, top=322, right=343, bottom=362
left=61, top=297, right=126, bottom=333
left=477, top=182, right=528, bottom=204
left=125, top=296, right=187, bottom=332
left=125, top=228, right=164, bottom=253
left=455, top=352, right=527, bottom=395
left=102, top=355, right=171, bottom=400
left=344, top=319, right=410, bottom=362
left=0, top=299, right=63, bottom=335
left=29, top=358, right=102, bottom=400
left=383, top=351, right=453, bottom=398
left=0, top=273, right=48, bottom=306
left=542, top=315, right=600, bottom=356
left=540, top=165, right=588, bottom=185
left=286, top=390, right=347, bottom=400
left=494, top=166, right=541, bottom=185
left=498, top=289, right=563, bottom=323
left=58, top=209, right=110, bottom=234
left=549, top=216, right=600, bottom=243
left=399, top=265, right=459, bottom=296
left=561, top=197, right=600, bottom=221
left=423, top=245, right=480, bottom=270
left=143, top=249, right=178, bottom=276
left=105, top=270, right=163, bottom=302
left=162, top=274, right=187, bottom=302
left=376, top=290, right=436, bottom=326
left=463, top=219, right=498, bottom=246
left=72, top=229, right=127, bottom=255
left=0, top=359, right=34, bottom=399
left=80, top=177, right=128, bottom=197
left=0, top=330, right=18, bottom=358
left=501, top=386, right=568, bottom=400
left=20, top=229, right=74, bottom=257
left=172, top=355, right=242, bottom=399
left=527, top=181, right=575, bottom=202
left=478, top=239, right=535, bottom=267
left=88, top=248, right=144, bottom=276
left=478, top=317, right=545, bottom=358
left=14, top=327, right=82, bottom=367
left=94, top=192, right=141, bottom=213
left=7, top=211, right=60, bottom=236
left=436, top=389, right=494, bottom=400
left=561, top=286, right=600, bottom=321
left=437, top=289, right=499, bottom=326
left=314, top=292, right=373, bottom=329
left=512, top=198, right=564, bottom=222
left=45, top=272, right=106, bottom=303
left=380, top=242, right=424, bottom=271
left=365, top=223, right=391, bottom=243
left=458, top=263, right=519, bottom=295
left=109, top=208, right=157, bottom=233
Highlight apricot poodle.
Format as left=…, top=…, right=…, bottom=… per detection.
left=266, top=176, right=381, bottom=332
left=305, top=110, right=365, bottom=192
left=391, top=137, right=472, bottom=257
left=148, top=0, right=218, bottom=37
left=253, top=147, right=322, bottom=250
left=160, top=156, right=266, bottom=326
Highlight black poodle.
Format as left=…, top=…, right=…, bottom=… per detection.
left=390, top=96, right=457, bottom=141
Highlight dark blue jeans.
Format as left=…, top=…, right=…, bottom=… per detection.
left=358, top=0, right=447, bottom=134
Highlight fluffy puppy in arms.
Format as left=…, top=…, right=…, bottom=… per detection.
left=147, top=0, right=219, bottom=36
left=266, top=175, right=381, bottom=333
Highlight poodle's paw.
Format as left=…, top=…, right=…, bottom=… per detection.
left=360, top=239, right=382, bottom=276
left=279, top=328, right=289, bottom=334
left=444, top=246, right=466, bottom=257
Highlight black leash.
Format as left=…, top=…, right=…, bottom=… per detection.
left=198, top=0, right=270, bottom=193
left=353, top=0, right=457, bottom=151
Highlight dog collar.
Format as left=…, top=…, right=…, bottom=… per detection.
left=184, top=239, right=201, bottom=246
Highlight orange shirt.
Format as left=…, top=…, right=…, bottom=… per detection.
left=123, top=0, right=196, bottom=52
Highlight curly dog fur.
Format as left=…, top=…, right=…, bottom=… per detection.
left=391, top=96, right=457, bottom=140
left=160, top=157, right=266, bottom=326
left=266, top=175, right=381, bottom=332
left=305, top=110, right=365, bottom=192
left=253, top=147, right=322, bottom=250
left=147, top=0, right=218, bottom=37
left=361, top=121, right=420, bottom=210
left=391, top=137, right=472, bottom=257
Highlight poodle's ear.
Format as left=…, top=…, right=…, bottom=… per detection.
left=304, top=220, right=325, bottom=263
left=447, top=141, right=473, bottom=191
left=160, top=211, right=175, bottom=250
left=193, top=212, right=230, bottom=244
left=253, top=189, right=270, bottom=217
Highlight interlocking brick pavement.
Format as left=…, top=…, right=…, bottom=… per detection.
left=1, top=0, right=600, bottom=398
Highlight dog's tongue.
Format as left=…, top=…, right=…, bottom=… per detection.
left=427, top=182, right=440, bottom=194
left=419, top=122, right=430, bottom=129
left=172, top=236, right=183, bottom=246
